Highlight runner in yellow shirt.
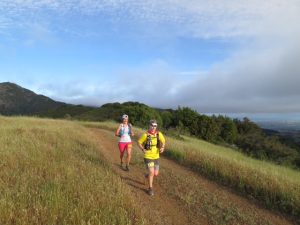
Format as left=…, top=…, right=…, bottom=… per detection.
left=137, top=119, right=166, bottom=196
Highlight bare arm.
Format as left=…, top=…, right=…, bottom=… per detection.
left=159, top=132, right=166, bottom=153
left=115, top=124, right=121, bottom=136
left=137, top=142, right=145, bottom=153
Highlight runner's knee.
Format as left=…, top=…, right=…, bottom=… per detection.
left=148, top=170, right=155, bottom=176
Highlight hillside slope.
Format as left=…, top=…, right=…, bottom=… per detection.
left=0, top=116, right=145, bottom=224
left=0, top=116, right=297, bottom=225
left=90, top=127, right=295, bottom=225
left=0, top=82, right=64, bottom=115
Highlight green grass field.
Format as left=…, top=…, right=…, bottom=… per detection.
left=0, top=116, right=146, bottom=225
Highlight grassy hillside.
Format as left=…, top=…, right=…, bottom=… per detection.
left=82, top=121, right=300, bottom=221
left=166, top=136, right=300, bottom=217
left=1, top=117, right=299, bottom=223
left=0, top=116, right=146, bottom=225
left=0, top=82, right=64, bottom=115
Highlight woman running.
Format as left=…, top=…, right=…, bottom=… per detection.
left=115, top=114, right=134, bottom=171
left=137, top=119, right=166, bottom=196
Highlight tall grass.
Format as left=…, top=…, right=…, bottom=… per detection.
left=166, top=136, right=300, bottom=220
left=0, top=116, right=146, bottom=225
left=83, top=121, right=300, bottom=221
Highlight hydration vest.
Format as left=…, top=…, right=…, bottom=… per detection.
left=119, top=124, right=132, bottom=136
left=144, top=131, right=161, bottom=150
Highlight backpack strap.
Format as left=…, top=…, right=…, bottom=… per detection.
left=144, top=131, right=161, bottom=150
left=144, top=132, right=152, bottom=150
left=156, top=131, right=161, bottom=148
left=119, top=124, right=125, bottom=136
left=128, top=123, right=132, bottom=135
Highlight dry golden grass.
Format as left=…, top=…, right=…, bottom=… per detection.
left=0, top=116, right=146, bottom=225
left=4, top=117, right=298, bottom=224
left=166, top=136, right=300, bottom=219
left=82, top=121, right=300, bottom=220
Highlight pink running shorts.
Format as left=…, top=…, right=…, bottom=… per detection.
left=118, top=142, right=132, bottom=153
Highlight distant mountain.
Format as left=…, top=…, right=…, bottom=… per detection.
left=0, top=82, right=157, bottom=121
left=262, top=128, right=280, bottom=136
left=0, top=82, right=65, bottom=115
left=257, top=120, right=300, bottom=131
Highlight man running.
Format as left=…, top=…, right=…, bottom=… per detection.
left=115, top=114, right=134, bottom=171
left=137, top=119, right=166, bottom=196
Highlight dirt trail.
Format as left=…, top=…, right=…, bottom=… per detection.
left=90, top=128, right=295, bottom=225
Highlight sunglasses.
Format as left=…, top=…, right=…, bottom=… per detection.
left=150, top=124, right=157, bottom=128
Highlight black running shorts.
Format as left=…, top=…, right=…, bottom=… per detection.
left=144, top=158, right=159, bottom=170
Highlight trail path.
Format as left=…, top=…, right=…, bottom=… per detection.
left=90, top=128, right=295, bottom=225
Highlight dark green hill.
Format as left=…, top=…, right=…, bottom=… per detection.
left=0, top=82, right=64, bottom=115
left=38, top=104, right=95, bottom=119
left=0, top=82, right=95, bottom=117
left=76, top=101, right=163, bottom=127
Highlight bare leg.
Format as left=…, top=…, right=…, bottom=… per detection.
left=120, top=152, right=124, bottom=166
left=154, top=168, right=159, bottom=176
left=148, top=167, right=155, bottom=188
left=126, top=146, right=132, bottom=166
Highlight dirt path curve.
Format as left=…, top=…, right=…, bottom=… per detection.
left=90, top=128, right=295, bottom=225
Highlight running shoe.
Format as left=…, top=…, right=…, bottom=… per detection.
left=148, top=188, right=154, bottom=196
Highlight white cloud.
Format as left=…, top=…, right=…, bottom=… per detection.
left=24, top=41, right=300, bottom=113
left=25, top=60, right=188, bottom=107
left=169, top=40, right=300, bottom=113
left=1, top=0, right=299, bottom=39
left=1, top=0, right=300, bottom=113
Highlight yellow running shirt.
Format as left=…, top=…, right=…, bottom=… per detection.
left=138, top=131, right=166, bottom=160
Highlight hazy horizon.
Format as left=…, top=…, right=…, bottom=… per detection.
left=212, top=112, right=300, bottom=122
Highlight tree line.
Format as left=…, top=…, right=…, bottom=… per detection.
left=161, top=106, right=300, bottom=169
left=40, top=101, right=300, bottom=169
left=111, top=103, right=300, bottom=169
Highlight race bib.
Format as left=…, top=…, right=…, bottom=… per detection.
left=147, top=162, right=155, bottom=168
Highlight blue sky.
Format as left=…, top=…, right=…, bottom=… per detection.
left=1, top=0, right=300, bottom=117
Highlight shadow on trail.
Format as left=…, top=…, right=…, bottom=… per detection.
left=124, top=180, right=149, bottom=194
left=119, top=175, right=149, bottom=194
left=121, top=176, right=146, bottom=186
